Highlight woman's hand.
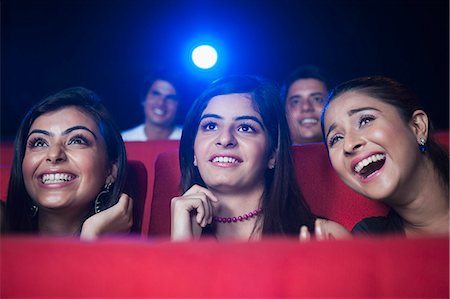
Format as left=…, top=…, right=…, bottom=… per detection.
left=80, top=193, right=133, bottom=240
left=171, top=185, right=218, bottom=241
left=299, top=218, right=351, bottom=241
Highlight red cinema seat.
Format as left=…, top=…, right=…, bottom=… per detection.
left=434, top=130, right=449, bottom=151
left=124, top=160, right=148, bottom=234
left=292, top=143, right=388, bottom=230
left=0, top=141, right=14, bottom=168
left=125, top=140, right=179, bottom=235
left=148, top=150, right=181, bottom=237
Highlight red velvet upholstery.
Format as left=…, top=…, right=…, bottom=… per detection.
left=434, top=130, right=449, bottom=151
left=125, top=140, right=179, bottom=235
left=2, top=235, right=448, bottom=298
left=149, top=150, right=181, bottom=236
left=124, top=160, right=148, bottom=234
left=292, top=143, right=388, bottom=229
left=0, top=141, right=14, bottom=168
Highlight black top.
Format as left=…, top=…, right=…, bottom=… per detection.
left=352, top=209, right=405, bottom=236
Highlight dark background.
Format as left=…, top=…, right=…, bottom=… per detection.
left=1, top=0, right=448, bottom=140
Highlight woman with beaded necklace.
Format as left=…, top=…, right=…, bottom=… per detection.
left=171, top=75, right=349, bottom=241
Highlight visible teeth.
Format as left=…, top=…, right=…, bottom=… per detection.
left=153, top=108, right=164, bottom=116
left=42, top=173, right=73, bottom=184
left=212, top=156, right=239, bottom=164
left=301, top=118, right=318, bottom=124
left=354, top=154, right=386, bottom=173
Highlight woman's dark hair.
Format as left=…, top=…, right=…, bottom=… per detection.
left=5, top=87, right=127, bottom=233
left=321, top=76, right=448, bottom=186
left=179, top=75, right=315, bottom=235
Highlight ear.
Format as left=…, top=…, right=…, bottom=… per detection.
left=409, top=110, right=429, bottom=142
left=193, top=155, right=198, bottom=167
left=267, top=151, right=277, bottom=170
left=106, top=163, right=118, bottom=185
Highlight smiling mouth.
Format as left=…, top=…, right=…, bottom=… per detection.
left=152, top=108, right=165, bottom=116
left=211, top=156, right=241, bottom=164
left=354, top=154, right=386, bottom=178
left=300, top=118, right=318, bottom=125
left=41, top=173, right=74, bottom=184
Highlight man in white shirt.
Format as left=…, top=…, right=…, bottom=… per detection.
left=122, top=70, right=183, bottom=141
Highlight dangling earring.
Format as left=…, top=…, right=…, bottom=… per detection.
left=95, top=182, right=112, bottom=214
left=30, top=205, right=38, bottom=218
left=193, top=156, right=198, bottom=167
left=419, top=137, right=427, bottom=153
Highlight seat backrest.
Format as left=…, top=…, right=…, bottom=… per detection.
left=125, top=140, right=179, bottom=235
left=149, top=150, right=181, bottom=236
left=292, top=143, right=388, bottom=229
left=124, top=160, right=148, bottom=234
left=0, top=141, right=14, bottom=168
left=434, top=130, right=449, bottom=151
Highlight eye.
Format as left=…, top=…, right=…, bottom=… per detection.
left=68, top=134, right=89, bottom=146
left=27, top=137, right=48, bottom=148
left=328, top=134, right=343, bottom=148
left=237, top=124, right=256, bottom=133
left=200, top=121, right=218, bottom=131
left=290, top=98, right=300, bottom=106
left=311, top=95, right=325, bottom=105
left=359, top=114, right=375, bottom=127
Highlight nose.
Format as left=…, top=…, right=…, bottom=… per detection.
left=300, top=98, right=314, bottom=112
left=343, top=133, right=364, bottom=156
left=46, top=145, right=67, bottom=164
left=215, top=128, right=236, bottom=148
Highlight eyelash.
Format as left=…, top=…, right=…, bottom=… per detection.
left=26, top=134, right=90, bottom=148
left=27, top=137, right=48, bottom=148
left=199, top=121, right=258, bottom=133
left=200, top=121, right=218, bottom=131
left=68, top=134, right=90, bottom=145
left=359, top=114, right=376, bottom=127
left=328, top=114, right=376, bottom=147
left=328, top=134, right=343, bottom=148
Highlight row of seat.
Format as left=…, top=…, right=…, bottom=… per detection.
left=0, top=130, right=448, bottom=236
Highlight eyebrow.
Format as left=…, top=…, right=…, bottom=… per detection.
left=325, top=107, right=381, bottom=139
left=288, top=92, right=326, bottom=100
left=200, top=113, right=265, bottom=129
left=27, top=125, right=97, bottom=140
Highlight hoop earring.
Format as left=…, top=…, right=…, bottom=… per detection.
left=95, top=182, right=112, bottom=214
left=419, top=137, right=427, bottom=153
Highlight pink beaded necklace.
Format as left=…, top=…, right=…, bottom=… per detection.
left=213, top=208, right=263, bottom=223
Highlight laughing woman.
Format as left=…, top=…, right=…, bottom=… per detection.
left=321, top=76, right=449, bottom=237
left=2, top=87, right=133, bottom=239
left=171, top=75, right=349, bottom=241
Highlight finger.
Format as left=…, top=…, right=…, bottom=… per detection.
left=299, top=225, right=310, bottom=241
left=315, top=219, right=326, bottom=241
left=194, top=200, right=206, bottom=227
left=184, top=185, right=219, bottom=202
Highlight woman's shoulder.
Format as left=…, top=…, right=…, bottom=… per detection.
left=351, top=209, right=404, bottom=235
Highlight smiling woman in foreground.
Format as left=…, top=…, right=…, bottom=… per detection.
left=321, top=76, right=449, bottom=236
left=2, top=87, right=133, bottom=239
left=171, top=75, right=349, bottom=241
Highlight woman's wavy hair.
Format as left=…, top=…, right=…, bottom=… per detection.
left=179, top=75, right=315, bottom=235
left=321, top=76, right=448, bottom=186
left=5, top=87, right=127, bottom=233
